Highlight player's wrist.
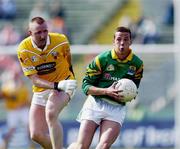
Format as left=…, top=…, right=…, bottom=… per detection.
left=103, top=89, right=107, bottom=95
left=54, top=82, right=61, bottom=91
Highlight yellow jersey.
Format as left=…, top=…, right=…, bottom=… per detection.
left=1, top=81, right=30, bottom=110
left=17, top=33, right=75, bottom=92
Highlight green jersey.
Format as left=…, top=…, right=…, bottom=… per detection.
left=82, top=49, right=143, bottom=104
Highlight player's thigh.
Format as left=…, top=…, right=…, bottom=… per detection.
left=29, top=104, right=48, bottom=133
left=77, top=120, right=98, bottom=146
left=99, top=120, right=121, bottom=144
left=46, top=90, right=69, bottom=115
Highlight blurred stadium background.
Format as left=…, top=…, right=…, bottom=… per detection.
left=0, top=0, right=178, bottom=149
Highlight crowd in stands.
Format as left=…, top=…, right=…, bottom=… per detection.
left=163, top=1, right=174, bottom=26
left=29, top=0, right=68, bottom=35
left=0, top=23, right=21, bottom=45
left=0, top=0, right=68, bottom=46
left=118, top=0, right=174, bottom=44
left=119, top=15, right=160, bottom=44
left=0, top=0, right=16, bottom=20
left=0, top=0, right=174, bottom=45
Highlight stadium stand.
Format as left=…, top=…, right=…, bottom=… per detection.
left=0, top=0, right=174, bottom=44
left=137, top=52, right=174, bottom=120
left=0, top=0, right=127, bottom=44
left=139, top=0, right=174, bottom=43
left=91, top=0, right=142, bottom=44
left=92, top=0, right=174, bottom=44
left=0, top=0, right=33, bottom=39
left=61, top=0, right=126, bottom=44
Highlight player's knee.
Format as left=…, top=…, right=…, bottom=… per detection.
left=30, top=131, right=44, bottom=143
left=46, top=108, right=58, bottom=125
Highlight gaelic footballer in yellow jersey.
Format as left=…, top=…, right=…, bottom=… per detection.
left=0, top=70, right=31, bottom=149
left=1, top=80, right=30, bottom=110
left=17, top=17, right=77, bottom=149
left=17, top=33, right=75, bottom=92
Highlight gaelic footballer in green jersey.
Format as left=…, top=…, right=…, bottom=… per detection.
left=67, top=26, right=143, bottom=149
left=82, top=48, right=143, bottom=104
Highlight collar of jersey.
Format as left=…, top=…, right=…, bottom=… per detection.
left=111, top=49, right=133, bottom=62
left=31, top=35, right=50, bottom=51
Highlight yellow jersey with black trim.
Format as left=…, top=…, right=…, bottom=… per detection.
left=1, top=81, right=30, bottom=110
left=17, top=33, right=75, bottom=92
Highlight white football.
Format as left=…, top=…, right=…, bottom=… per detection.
left=115, top=78, right=138, bottom=102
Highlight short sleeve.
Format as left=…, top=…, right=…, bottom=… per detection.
left=17, top=50, right=37, bottom=76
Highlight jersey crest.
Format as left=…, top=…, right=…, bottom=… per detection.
left=127, top=65, right=136, bottom=75
left=106, top=64, right=115, bottom=71
left=31, top=55, right=38, bottom=62
left=51, top=51, right=59, bottom=59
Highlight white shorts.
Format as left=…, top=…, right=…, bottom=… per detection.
left=7, top=107, right=29, bottom=128
left=32, top=89, right=52, bottom=106
left=77, top=95, right=127, bottom=126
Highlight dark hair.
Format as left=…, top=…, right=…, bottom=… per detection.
left=31, top=17, right=46, bottom=24
left=115, top=26, right=131, bottom=39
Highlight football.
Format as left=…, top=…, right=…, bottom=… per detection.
left=115, top=78, right=138, bottom=102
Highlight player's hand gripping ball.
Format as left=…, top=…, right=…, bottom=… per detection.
left=115, top=78, right=138, bottom=102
